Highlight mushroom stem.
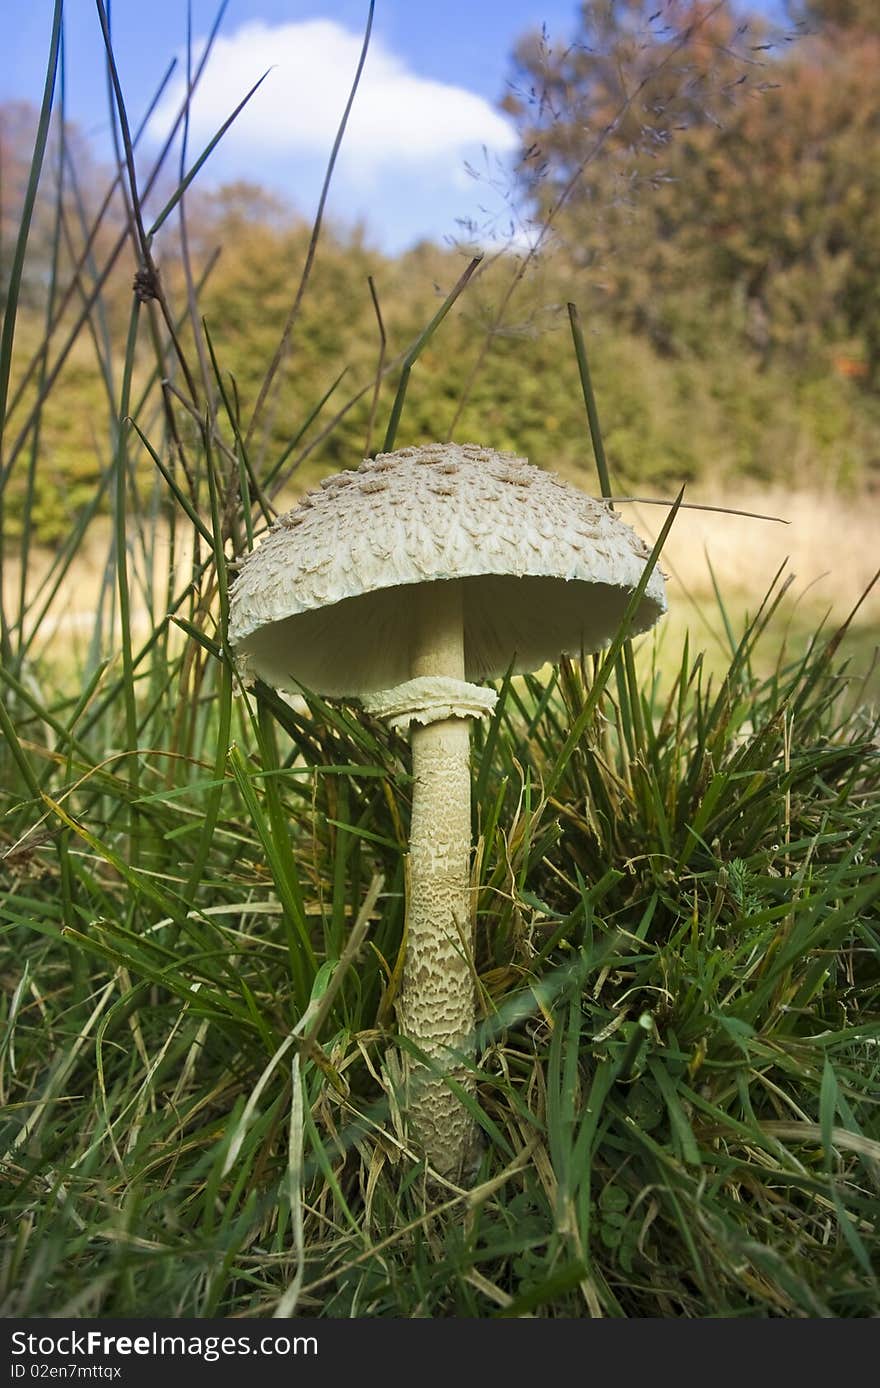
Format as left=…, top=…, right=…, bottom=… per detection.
left=401, top=580, right=477, bottom=1178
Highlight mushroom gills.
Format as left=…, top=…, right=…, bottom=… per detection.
left=236, top=572, right=661, bottom=698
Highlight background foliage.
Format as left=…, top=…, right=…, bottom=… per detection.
left=2, top=0, right=880, bottom=540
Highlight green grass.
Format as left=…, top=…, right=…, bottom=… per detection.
left=1, top=4, right=879, bottom=1319
left=2, top=587, right=879, bottom=1317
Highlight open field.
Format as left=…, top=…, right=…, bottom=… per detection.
left=634, top=486, right=880, bottom=705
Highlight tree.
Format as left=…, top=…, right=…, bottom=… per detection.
left=794, top=0, right=880, bottom=36
left=505, top=1, right=880, bottom=378
left=503, top=2, right=764, bottom=203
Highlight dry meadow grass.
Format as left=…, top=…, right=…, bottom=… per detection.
left=636, top=486, right=878, bottom=621
left=634, top=486, right=878, bottom=699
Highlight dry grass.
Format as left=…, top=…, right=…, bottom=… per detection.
left=628, top=486, right=879, bottom=701
left=634, top=485, right=879, bottom=620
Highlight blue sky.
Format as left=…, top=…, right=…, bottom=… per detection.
left=6, top=1, right=786, bottom=254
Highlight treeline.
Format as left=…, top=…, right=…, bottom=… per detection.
left=2, top=0, right=879, bottom=540
left=506, top=0, right=880, bottom=375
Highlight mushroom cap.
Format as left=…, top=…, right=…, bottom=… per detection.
left=228, top=443, right=667, bottom=697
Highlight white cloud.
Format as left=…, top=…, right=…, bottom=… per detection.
left=147, top=18, right=517, bottom=172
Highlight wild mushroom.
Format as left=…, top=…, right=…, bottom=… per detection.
left=227, top=442, right=667, bottom=1180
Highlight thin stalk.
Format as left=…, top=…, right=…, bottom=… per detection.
left=382, top=256, right=483, bottom=455
left=147, top=73, right=272, bottom=239
left=547, top=486, right=685, bottom=799
left=113, top=302, right=143, bottom=832
left=15, top=25, right=68, bottom=655
left=364, top=275, right=387, bottom=457
left=202, top=320, right=274, bottom=534
left=0, top=0, right=63, bottom=661
left=2, top=0, right=250, bottom=494
left=567, top=301, right=639, bottom=762
left=3, top=55, right=178, bottom=432
left=95, top=0, right=200, bottom=411
left=567, top=301, right=614, bottom=503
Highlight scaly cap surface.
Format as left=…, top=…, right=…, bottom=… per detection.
left=228, top=442, right=667, bottom=696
